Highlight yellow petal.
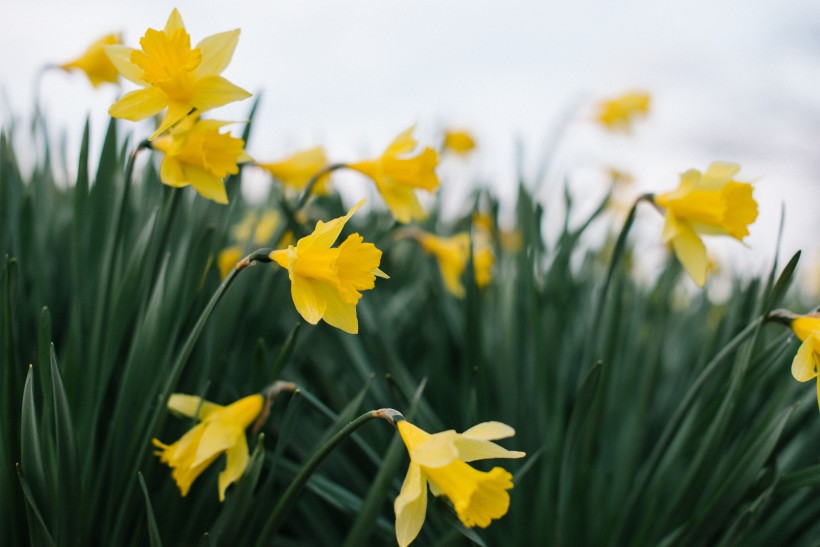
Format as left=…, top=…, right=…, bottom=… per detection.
left=167, top=394, right=224, bottom=420
left=192, top=424, right=236, bottom=468
left=298, top=199, right=365, bottom=252
left=670, top=223, right=708, bottom=287
left=793, top=316, right=820, bottom=341
left=792, top=334, right=819, bottom=382
left=103, top=44, right=145, bottom=85
left=195, top=29, right=240, bottom=77
left=185, top=165, right=229, bottom=204
left=454, top=437, right=526, bottom=463
left=191, top=75, right=252, bottom=112
left=701, top=161, right=740, bottom=191
left=291, top=276, right=326, bottom=325
left=335, top=233, right=383, bottom=302
left=159, top=157, right=188, bottom=188
left=376, top=180, right=426, bottom=224
left=164, top=8, right=185, bottom=35
left=150, top=102, right=193, bottom=141
left=385, top=126, right=418, bottom=157
left=108, top=87, right=167, bottom=121
left=217, top=246, right=243, bottom=280
left=410, top=431, right=460, bottom=468
left=218, top=433, right=249, bottom=502
left=394, top=463, right=427, bottom=547
left=461, top=422, right=516, bottom=441
left=312, top=281, right=359, bottom=334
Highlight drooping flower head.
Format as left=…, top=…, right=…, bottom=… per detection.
left=257, top=147, right=332, bottom=195
left=442, top=129, right=477, bottom=156
left=105, top=8, right=251, bottom=139
left=771, top=311, right=820, bottom=408
left=269, top=200, right=388, bottom=334
left=152, top=114, right=251, bottom=204
left=58, top=33, right=122, bottom=87
left=411, top=230, right=493, bottom=298
left=597, top=91, right=650, bottom=132
left=346, top=127, right=439, bottom=223
left=153, top=393, right=264, bottom=501
left=652, top=162, right=758, bottom=286
left=394, top=420, right=525, bottom=547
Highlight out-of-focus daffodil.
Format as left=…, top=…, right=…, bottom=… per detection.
left=257, top=147, right=332, bottom=195
left=443, top=129, right=477, bottom=156
left=347, top=127, right=439, bottom=223
left=770, top=311, right=820, bottom=409
left=152, top=115, right=251, bottom=204
left=597, top=91, right=650, bottom=132
left=652, top=162, right=758, bottom=287
left=415, top=231, right=493, bottom=298
left=217, top=210, right=293, bottom=280
left=394, top=420, right=525, bottom=547
left=217, top=246, right=243, bottom=280
left=153, top=393, right=264, bottom=501
left=269, top=200, right=388, bottom=334
left=105, top=8, right=251, bottom=139
left=59, top=33, right=121, bottom=87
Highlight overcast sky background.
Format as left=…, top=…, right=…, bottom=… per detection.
left=1, top=0, right=819, bottom=290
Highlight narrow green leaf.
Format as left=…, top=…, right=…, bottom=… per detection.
left=50, top=344, right=80, bottom=545
left=138, top=472, right=164, bottom=547
left=16, top=464, right=56, bottom=547
left=20, top=365, right=50, bottom=526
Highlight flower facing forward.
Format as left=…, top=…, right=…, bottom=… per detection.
left=652, top=162, right=758, bottom=286
left=152, top=115, right=251, bottom=204
left=346, top=127, right=439, bottom=223
left=105, top=8, right=251, bottom=139
left=59, top=33, right=121, bottom=87
left=415, top=232, right=493, bottom=298
left=153, top=393, right=264, bottom=501
left=772, top=311, right=820, bottom=408
left=442, top=129, right=477, bottom=156
left=269, top=200, right=388, bottom=334
left=597, top=91, right=650, bottom=132
left=394, top=420, right=525, bottom=547
left=257, top=147, right=333, bottom=195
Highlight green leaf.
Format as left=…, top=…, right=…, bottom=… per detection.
left=17, top=463, right=56, bottom=547
left=51, top=344, right=80, bottom=545
left=138, top=472, right=164, bottom=547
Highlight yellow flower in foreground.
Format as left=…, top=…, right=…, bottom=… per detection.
left=257, top=147, right=332, bottom=195
left=59, top=33, right=121, bottom=87
left=395, top=420, right=525, bottom=547
left=416, top=232, right=493, bottom=298
left=269, top=200, right=388, bottom=334
left=443, top=129, right=477, bottom=155
left=153, top=393, right=264, bottom=501
left=152, top=115, right=251, bottom=204
left=788, top=313, right=820, bottom=408
left=653, top=162, right=758, bottom=287
left=597, top=91, right=650, bottom=132
left=347, top=127, right=439, bottom=223
left=105, top=8, right=251, bottom=139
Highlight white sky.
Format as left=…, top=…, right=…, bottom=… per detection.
left=1, top=0, right=819, bottom=289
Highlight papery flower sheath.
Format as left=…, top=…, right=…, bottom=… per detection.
left=652, top=162, right=758, bottom=287
left=59, top=33, right=121, bottom=87
left=346, top=127, right=439, bottom=223
left=152, top=114, right=251, bottom=204
left=153, top=393, right=264, bottom=501
left=394, top=420, right=525, bottom=547
left=105, top=8, right=251, bottom=139
left=269, top=200, right=388, bottom=334
left=597, top=91, right=650, bottom=132
left=443, top=129, right=477, bottom=155
left=257, top=147, right=332, bottom=195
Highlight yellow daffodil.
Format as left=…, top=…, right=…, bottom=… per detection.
left=269, top=200, right=388, bottom=334
left=652, top=162, right=758, bottom=287
left=217, top=246, right=243, bottom=280
left=153, top=393, right=264, bottom=501
left=152, top=115, right=251, bottom=204
left=347, top=127, right=439, bottom=223
left=394, top=420, right=525, bottom=547
left=257, top=147, right=332, bottom=195
left=443, top=129, right=477, bottom=155
left=105, top=8, right=251, bottom=139
left=59, top=33, right=121, bottom=87
left=416, top=232, right=493, bottom=298
left=597, top=91, right=650, bottom=132
left=787, top=313, right=820, bottom=408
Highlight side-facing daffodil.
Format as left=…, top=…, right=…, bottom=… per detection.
left=105, top=8, right=251, bottom=139
left=153, top=393, right=264, bottom=501
left=597, top=91, right=650, bottom=132
left=442, top=129, right=477, bottom=156
left=770, top=310, right=820, bottom=408
left=346, top=127, right=439, bottom=223
left=152, top=114, right=251, bottom=204
left=394, top=420, right=525, bottom=547
left=652, top=162, right=758, bottom=287
left=257, top=147, right=332, bottom=195
left=58, top=33, right=121, bottom=87
left=414, top=231, right=493, bottom=298
left=270, top=200, right=388, bottom=334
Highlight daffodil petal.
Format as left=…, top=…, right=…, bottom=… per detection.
left=312, top=281, right=359, bottom=334
left=192, top=424, right=236, bottom=468
left=671, top=223, right=708, bottom=287
left=454, top=437, right=526, bottom=462
left=375, top=179, right=426, bottom=224
left=291, top=276, right=326, bottom=325
left=160, top=157, right=188, bottom=188
left=167, top=394, right=224, bottom=420
left=150, top=102, right=193, bottom=141
left=394, top=462, right=427, bottom=547
left=298, top=200, right=365, bottom=252
left=792, top=334, right=819, bottom=382
left=218, top=433, right=249, bottom=502
left=103, top=44, right=145, bottom=85
left=190, top=75, right=252, bottom=112
left=461, top=422, right=516, bottom=441
left=195, top=29, right=240, bottom=77
left=701, top=162, right=740, bottom=191
left=410, top=431, right=460, bottom=468
left=109, top=87, right=166, bottom=121
left=385, top=126, right=418, bottom=157
left=185, top=165, right=229, bottom=204
left=164, top=8, right=185, bottom=35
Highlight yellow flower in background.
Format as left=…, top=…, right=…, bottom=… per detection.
left=59, top=33, right=121, bottom=87
left=652, top=162, right=758, bottom=287
left=394, top=420, right=525, bottom=547
left=153, top=393, right=264, bottom=501
left=105, top=8, right=251, bottom=139
left=257, top=147, right=332, bottom=195
left=217, top=246, right=243, bottom=280
left=270, top=200, right=388, bottom=334
left=597, top=91, right=650, bottom=132
left=152, top=115, right=251, bottom=204
left=347, top=127, right=439, bottom=223
left=443, top=129, right=477, bottom=155
left=416, top=231, right=494, bottom=298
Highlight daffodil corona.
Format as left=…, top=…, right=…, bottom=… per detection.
left=105, top=9, right=251, bottom=139
left=394, top=420, right=525, bottom=547
left=153, top=393, right=264, bottom=501
left=269, top=200, right=387, bottom=334
left=597, top=91, right=650, bottom=132
left=652, top=162, right=758, bottom=286
left=59, top=33, right=121, bottom=87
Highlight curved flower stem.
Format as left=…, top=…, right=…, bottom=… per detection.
left=255, top=408, right=402, bottom=545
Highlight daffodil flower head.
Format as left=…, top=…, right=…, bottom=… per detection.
left=417, top=232, right=470, bottom=298
left=104, top=8, right=251, bottom=140
left=443, top=129, right=477, bottom=156
left=257, top=147, right=332, bottom=195
left=597, top=91, right=650, bottom=132
left=59, top=33, right=122, bottom=87
left=269, top=200, right=388, bottom=334
left=153, top=393, right=264, bottom=501
left=652, top=162, right=758, bottom=287
left=152, top=114, right=251, bottom=204
left=347, top=127, right=440, bottom=223
left=787, top=313, right=820, bottom=409
left=394, top=420, right=525, bottom=547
